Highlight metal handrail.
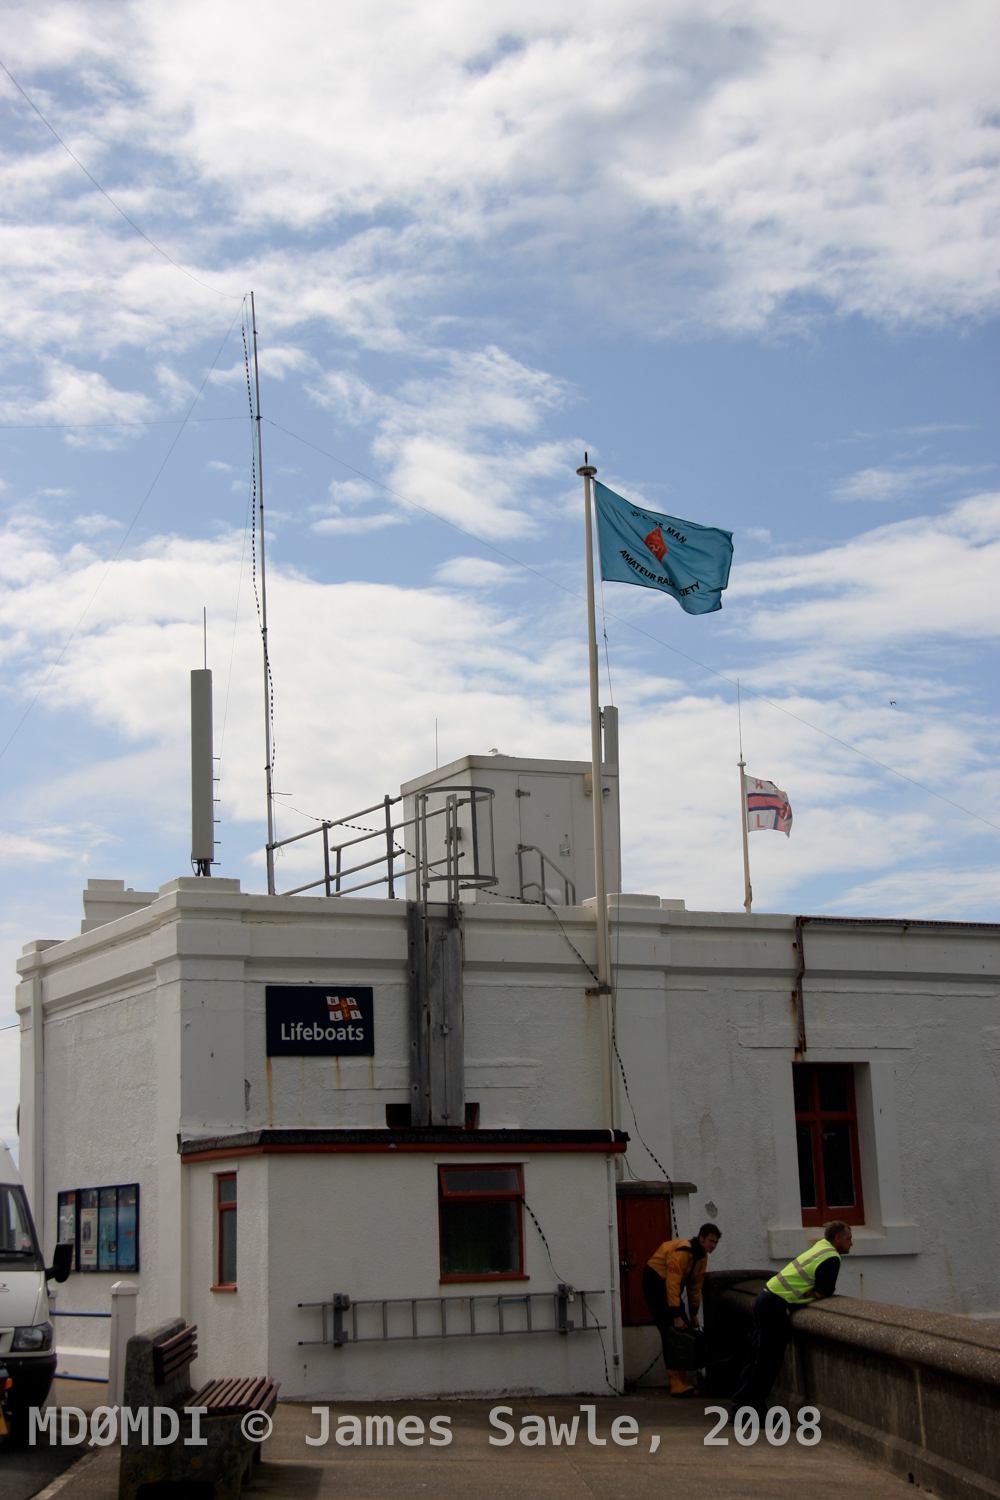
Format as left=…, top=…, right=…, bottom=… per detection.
left=297, top=1287, right=605, bottom=1347
left=266, top=787, right=497, bottom=902
left=517, top=844, right=577, bottom=906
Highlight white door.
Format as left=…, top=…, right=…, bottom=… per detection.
left=516, top=775, right=575, bottom=902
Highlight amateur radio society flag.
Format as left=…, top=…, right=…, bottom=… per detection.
left=745, top=776, right=793, bottom=837
left=594, top=482, right=734, bottom=615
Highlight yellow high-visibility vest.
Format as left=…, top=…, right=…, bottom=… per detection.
left=766, top=1239, right=840, bottom=1305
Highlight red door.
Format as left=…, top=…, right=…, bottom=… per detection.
left=617, top=1194, right=673, bottom=1325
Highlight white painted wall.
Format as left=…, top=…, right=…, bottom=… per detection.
left=260, top=1151, right=613, bottom=1400
left=401, top=753, right=620, bottom=906
left=14, top=871, right=1000, bottom=1401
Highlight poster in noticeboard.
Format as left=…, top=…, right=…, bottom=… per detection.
left=98, top=1188, right=118, bottom=1269
left=79, top=1189, right=99, bottom=1269
left=57, top=1191, right=77, bottom=1268
left=117, top=1185, right=138, bottom=1269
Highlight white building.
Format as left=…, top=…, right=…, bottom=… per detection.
left=15, top=746, right=1000, bottom=1398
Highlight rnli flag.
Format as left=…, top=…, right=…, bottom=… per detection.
left=745, top=776, right=793, bottom=837
left=594, top=482, right=733, bottom=615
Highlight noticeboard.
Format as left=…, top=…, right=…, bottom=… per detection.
left=265, top=984, right=375, bottom=1057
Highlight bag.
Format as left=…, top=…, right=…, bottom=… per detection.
left=663, top=1326, right=707, bottom=1370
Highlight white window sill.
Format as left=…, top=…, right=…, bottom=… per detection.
left=767, top=1225, right=920, bottom=1259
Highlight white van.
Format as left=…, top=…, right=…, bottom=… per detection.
left=0, top=1141, right=71, bottom=1442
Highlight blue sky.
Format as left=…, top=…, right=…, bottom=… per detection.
left=1, top=0, right=998, bottom=1148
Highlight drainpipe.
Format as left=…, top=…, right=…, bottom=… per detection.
left=792, top=916, right=807, bottom=1058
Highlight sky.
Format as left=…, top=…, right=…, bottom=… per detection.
left=1, top=0, right=998, bottom=1152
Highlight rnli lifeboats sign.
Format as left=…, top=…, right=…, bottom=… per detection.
left=265, top=985, right=374, bottom=1056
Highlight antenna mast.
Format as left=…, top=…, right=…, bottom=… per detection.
left=251, top=292, right=276, bottom=894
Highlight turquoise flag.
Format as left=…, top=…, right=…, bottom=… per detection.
left=594, top=482, right=733, bottom=615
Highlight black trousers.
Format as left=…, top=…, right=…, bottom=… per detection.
left=729, top=1287, right=792, bottom=1420
left=642, top=1266, right=689, bottom=1358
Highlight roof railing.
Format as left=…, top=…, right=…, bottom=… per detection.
left=266, top=786, right=497, bottom=902
left=517, top=844, right=576, bottom=907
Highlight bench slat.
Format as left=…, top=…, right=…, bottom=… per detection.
left=214, top=1377, right=263, bottom=1411
left=189, top=1375, right=279, bottom=1416
left=152, top=1325, right=198, bottom=1386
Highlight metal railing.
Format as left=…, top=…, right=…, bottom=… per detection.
left=51, top=1308, right=111, bottom=1383
left=267, top=786, right=497, bottom=902
left=297, top=1286, right=605, bottom=1348
left=517, top=844, right=576, bottom=907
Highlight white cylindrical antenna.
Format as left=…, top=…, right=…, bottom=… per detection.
left=191, top=668, right=214, bottom=875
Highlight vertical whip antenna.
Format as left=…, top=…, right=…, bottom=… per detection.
left=249, top=292, right=276, bottom=893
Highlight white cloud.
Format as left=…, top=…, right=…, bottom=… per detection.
left=730, top=492, right=1000, bottom=648
left=828, top=867, right=999, bottom=920
left=833, top=463, right=994, bottom=501
left=74, top=513, right=120, bottom=535
left=0, top=831, right=68, bottom=862
left=309, top=346, right=574, bottom=538
left=0, top=0, right=995, bottom=376
left=325, top=479, right=381, bottom=507
left=434, top=556, right=520, bottom=587
left=0, top=361, right=153, bottom=441
left=310, top=513, right=400, bottom=535
left=0, top=502, right=994, bottom=924
left=210, top=344, right=313, bottom=387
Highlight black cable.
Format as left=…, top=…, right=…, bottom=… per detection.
left=539, top=900, right=678, bottom=1232
left=542, top=901, right=601, bottom=985
left=633, top=1347, right=664, bottom=1384
left=242, top=311, right=277, bottom=792
left=218, top=444, right=256, bottom=783
left=0, top=57, right=241, bottom=301
left=523, top=1198, right=615, bottom=1395
left=522, top=1197, right=566, bottom=1282
left=270, top=799, right=408, bottom=856
left=584, top=1299, right=615, bottom=1394
left=610, top=1027, right=678, bottom=1238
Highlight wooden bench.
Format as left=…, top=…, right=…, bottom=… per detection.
left=119, top=1318, right=279, bottom=1500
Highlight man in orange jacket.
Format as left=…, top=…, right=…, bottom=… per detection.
left=643, top=1223, right=722, bottom=1395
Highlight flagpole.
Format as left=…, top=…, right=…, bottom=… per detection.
left=738, top=678, right=752, bottom=915
left=578, top=457, right=617, bottom=1134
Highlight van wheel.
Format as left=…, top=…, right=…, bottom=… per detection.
left=3, top=1404, right=31, bottom=1448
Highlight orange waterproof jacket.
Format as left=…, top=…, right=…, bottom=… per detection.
left=646, top=1238, right=707, bottom=1314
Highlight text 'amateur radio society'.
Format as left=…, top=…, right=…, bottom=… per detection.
left=265, top=985, right=374, bottom=1057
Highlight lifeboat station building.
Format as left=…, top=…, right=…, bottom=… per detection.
left=14, top=741, right=1000, bottom=1399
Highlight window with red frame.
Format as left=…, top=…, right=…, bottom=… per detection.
left=216, top=1174, right=237, bottom=1287
left=438, top=1165, right=524, bottom=1281
left=793, top=1064, right=864, bottom=1226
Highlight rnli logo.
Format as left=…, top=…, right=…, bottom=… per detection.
left=327, top=995, right=362, bottom=1023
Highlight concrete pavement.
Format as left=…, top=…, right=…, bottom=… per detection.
left=12, top=1394, right=924, bottom=1500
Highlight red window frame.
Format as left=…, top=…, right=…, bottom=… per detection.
left=214, top=1173, right=237, bottom=1290
left=437, top=1163, right=526, bottom=1283
left=793, top=1064, right=865, bottom=1227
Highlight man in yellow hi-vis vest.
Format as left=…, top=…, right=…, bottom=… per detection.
left=729, top=1220, right=853, bottom=1421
